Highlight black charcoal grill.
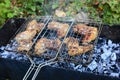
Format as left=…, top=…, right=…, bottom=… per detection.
left=4, top=16, right=102, bottom=80
left=0, top=18, right=120, bottom=80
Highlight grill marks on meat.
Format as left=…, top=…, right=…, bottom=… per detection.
left=64, top=37, right=93, bottom=56
left=73, top=24, right=98, bottom=43
left=15, top=20, right=44, bottom=51
left=35, top=38, right=61, bottom=55
left=47, top=21, right=69, bottom=38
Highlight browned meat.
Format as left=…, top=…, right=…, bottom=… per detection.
left=68, top=44, right=93, bottom=56
left=17, top=40, right=33, bottom=51
left=34, top=38, right=61, bottom=55
left=45, top=39, right=61, bottom=50
left=73, top=24, right=98, bottom=43
left=26, top=21, right=44, bottom=32
left=55, top=10, right=66, bottom=17
left=81, top=44, right=93, bottom=53
left=47, top=21, right=61, bottom=30
left=64, top=37, right=79, bottom=49
left=47, top=21, right=69, bottom=38
left=82, top=27, right=98, bottom=43
left=68, top=46, right=83, bottom=56
left=64, top=37, right=93, bottom=56
left=26, top=20, right=37, bottom=30
left=15, top=30, right=37, bottom=42
left=34, top=38, right=47, bottom=55
left=57, top=23, right=69, bottom=38
left=73, top=24, right=88, bottom=35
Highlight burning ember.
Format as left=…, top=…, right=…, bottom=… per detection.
left=0, top=38, right=120, bottom=78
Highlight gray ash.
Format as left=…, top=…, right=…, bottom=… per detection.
left=0, top=38, right=120, bottom=78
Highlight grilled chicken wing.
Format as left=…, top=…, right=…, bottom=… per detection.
left=68, top=44, right=93, bottom=56
left=64, top=37, right=79, bottom=48
left=26, top=21, right=44, bottom=32
left=57, top=24, right=69, bottom=38
left=26, top=20, right=37, bottom=30
left=48, top=21, right=69, bottom=38
left=55, top=10, right=66, bottom=17
left=48, top=21, right=61, bottom=30
left=34, top=38, right=47, bottom=55
left=35, top=38, right=61, bottom=55
left=82, top=27, right=98, bottom=43
left=73, top=24, right=98, bottom=43
left=64, top=37, right=93, bottom=56
left=45, top=39, right=61, bottom=50
left=17, top=40, right=33, bottom=51
left=15, top=30, right=37, bottom=42
left=73, top=24, right=88, bottom=35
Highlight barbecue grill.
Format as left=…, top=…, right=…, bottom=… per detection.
left=0, top=18, right=120, bottom=80
left=4, top=16, right=103, bottom=80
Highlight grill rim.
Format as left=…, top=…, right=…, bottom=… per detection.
left=0, top=18, right=120, bottom=78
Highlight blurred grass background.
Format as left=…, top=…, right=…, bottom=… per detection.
left=0, top=0, right=120, bottom=28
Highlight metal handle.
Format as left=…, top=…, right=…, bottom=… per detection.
left=23, top=63, right=36, bottom=80
left=32, top=61, right=58, bottom=80
left=30, top=19, right=74, bottom=80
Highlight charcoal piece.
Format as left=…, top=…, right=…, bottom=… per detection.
left=111, top=53, right=117, bottom=61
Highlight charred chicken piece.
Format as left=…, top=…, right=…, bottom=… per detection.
left=64, top=37, right=93, bottom=56
left=82, top=27, right=98, bottom=43
left=26, top=21, right=44, bottom=32
left=47, top=21, right=61, bottom=30
left=17, top=40, right=33, bottom=51
left=73, top=24, right=98, bottom=43
left=34, top=38, right=47, bottom=55
left=28, top=20, right=37, bottom=26
left=64, top=37, right=79, bottom=49
left=26, top=20, right=37, bottom=30
left=68, top=46, right=83, bottom=56
left=55, top=10, right=66, bottom=17
left=73, top=24, right=88, bottom=35
left=48, top=21, right=69, bottom=38
left=81, top=44, right=93, bottom=53
left=57, top=24, right=69, bottom=38
left=15, top=30, right=37, bottom=42
left=45, top=39, right=61, bottom=50
left=15, top=30, right=36, bottom=42
left=68, top=44, right=93, bottom=56
left=35, top=38, right=61, bottom=55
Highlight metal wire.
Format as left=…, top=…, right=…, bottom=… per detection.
left=23, top=63, right=36, bottom=80
left=5, top=16, right=102, bottom=80
left=5, top=16, right=52, bottom=80
left=30, top=19, right=74, bottom=80
left=56, top=18, right=103, bottom=65
left=85, top=20, right=103, bottom=66
left=5, top=16, right=51, bottom=52
left=22, top=16, right=52, bottom=80
left=25, top=17, right=102, bottom=80
left=32, top=17, right=102, bottom=80
left=32, top=61, right=58, bottom=80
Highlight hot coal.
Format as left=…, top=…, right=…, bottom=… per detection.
left=0, top=38, right=120, bottom=78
